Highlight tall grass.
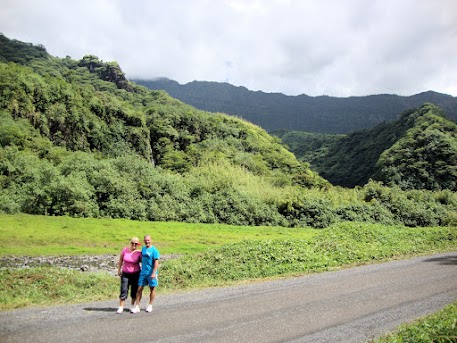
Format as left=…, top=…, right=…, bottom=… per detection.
left=186, top=160, right=301, bottom=202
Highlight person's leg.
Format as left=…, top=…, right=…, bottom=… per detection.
left=131, top=286, right=143, bottom=313
left=130, top=272, right=139, bottom=305
left=117, top=274, right=129, bottom=313
left=145, top=286, right=156, bottom=312
left=132, top=274, right=146, bottom=313
left=135, top=286, right=143, bottom=306
left=149, top=286, right=156, bottom=305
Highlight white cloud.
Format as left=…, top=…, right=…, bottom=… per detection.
left=0, top=0, right=456, bottom=97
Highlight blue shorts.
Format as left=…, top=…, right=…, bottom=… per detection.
left=138, top=274, right=158, bottom=288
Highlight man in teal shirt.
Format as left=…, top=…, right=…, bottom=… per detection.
left=131, top=235, right=160, bottom=313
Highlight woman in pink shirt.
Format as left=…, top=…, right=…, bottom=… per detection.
left=116, top=237, right=142, bottom=314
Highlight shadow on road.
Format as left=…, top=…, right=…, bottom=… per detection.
left=422, top=255, right=457, bottom=265
left=83, top=307, right=118, bottom=312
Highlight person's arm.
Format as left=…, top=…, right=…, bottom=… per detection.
left=117, top=251, right=124, bottom=276
left=151, top=259, right=159, bottom=278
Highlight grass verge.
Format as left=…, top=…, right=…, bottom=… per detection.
left=0, top=267, right=117, bottom=309
left=373, top=301, right=457, bottom=342
left=159, top=222, right=457, bottom=289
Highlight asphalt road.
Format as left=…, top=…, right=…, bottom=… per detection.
left=1, top=252, right=456, bottom=343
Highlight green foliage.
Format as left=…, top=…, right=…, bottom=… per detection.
left=78, top=55, right=134, bottom=92
left=374, top=104, right=457, bottom=191
left=284, top=104, right=457, bottom=192
left=0, top=213, right=317, bottom=256
left=0, top=40, right=325, bottom=185
left=159, top=223, right=457, bottom=290
left=375, top=301, right=457, bottom=343
left=362, top=181, right=454, bottom=227
left=1, top=131, right=456, bottom=228
left=277, top=196, right=337, bottom=228
left=0, top=35, right=329, bottom=226
left=272, top=130, right=345, bottom=162
left=308, top=111, right=413, bottom=187
left=0, top=34, right=49, bottom=64
left=0, top=267, right=117, bottom=310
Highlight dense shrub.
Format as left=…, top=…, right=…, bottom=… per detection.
left=362, top=181, right=455, bottom=227
left=277, top=197, right=337, bottom=228
left=336, top=202, right=396, bottom=226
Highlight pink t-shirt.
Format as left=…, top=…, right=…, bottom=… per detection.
left=121, top=247, right=141, bottom=273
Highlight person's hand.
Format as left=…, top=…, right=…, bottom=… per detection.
left=118, top=270, right=122, bottom=277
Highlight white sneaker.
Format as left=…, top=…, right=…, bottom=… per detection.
left=131, top=305, right=140, bottom=314
left=146, top=304, right=153, bottom=313
left=116, top=306, right=124, bottom=314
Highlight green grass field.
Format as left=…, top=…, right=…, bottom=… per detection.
left=0, top=213, right=317, bottom=256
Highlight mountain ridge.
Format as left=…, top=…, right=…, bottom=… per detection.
left=134, top=78, right=457, bottom=134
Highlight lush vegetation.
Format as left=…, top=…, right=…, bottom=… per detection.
left=272, top=130, right=345, bottom=166
left=135, top=78, right=457, bottom=134
left=1, top=121, right=457, bottom=227
left=159, top=223, right=457, bottom=290
left=277, top=104, right=457, bottom=191
left=2, top=34, right=456, bottom=228
left=0, top=34, right=331, bottom=227
left=0, top=267, right=117, bottom=310
left=374, top=301, right=457, bottom=343
left=1, top=220, right=456, bottom=310
left=374, top=105, right=457, bottom=191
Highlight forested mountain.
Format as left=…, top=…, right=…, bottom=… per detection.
left=1, top=34, right=456, bottom=229
left=135, top=78, right=457, bottom=134
left=276, top=104, right=457, bottom=191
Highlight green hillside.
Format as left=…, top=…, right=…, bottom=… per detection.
left=1, top=34, right=456, bottom=229
left=0, top=34, right=326, bottom=226
left=277, top=104, right=457, bottom=191
left=0, top=35, right=320, bottom=181
left=373, top=105, right=457, bottom=190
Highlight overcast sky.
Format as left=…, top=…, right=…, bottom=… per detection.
left=1, top=0, right=456, bottom=97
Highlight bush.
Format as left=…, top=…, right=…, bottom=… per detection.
left=362, top=181, right=456, bottom=227
left=278, top=196, right=336, bottom=228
